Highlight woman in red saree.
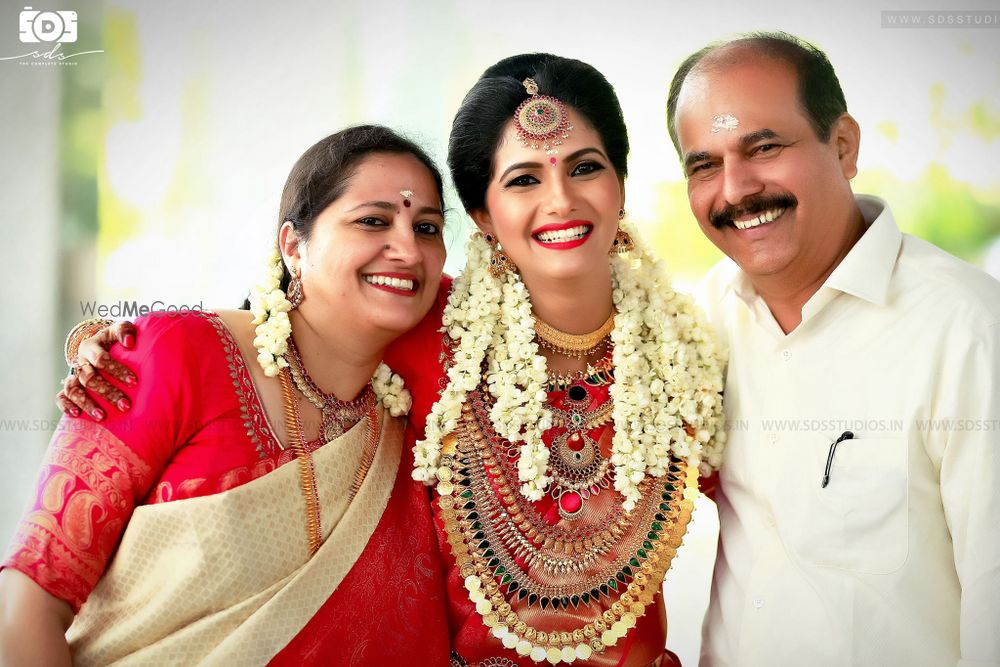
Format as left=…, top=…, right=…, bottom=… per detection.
left=51, top=55, right=727, bottom=666
left=0, top=125, right=452, bottom=666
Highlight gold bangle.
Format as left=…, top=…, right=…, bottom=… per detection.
left=64, top=318, right=114, bottom=368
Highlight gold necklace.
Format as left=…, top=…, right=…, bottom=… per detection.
left=278, top=366, right=380, bottom=556
left=437, top=400, right=698, bottom=661
left=277, top=369, right=323, bottom=555
left=534, top=309, right=616, bottom=359
left=545, top=354, right=614, bottom=392
left=284, top=336, right=375, bottom=442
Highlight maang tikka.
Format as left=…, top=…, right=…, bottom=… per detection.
left=513, top=78, right=574, bottom=154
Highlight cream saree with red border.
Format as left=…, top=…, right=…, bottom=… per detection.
left=66, top=406, right=401, bottom=666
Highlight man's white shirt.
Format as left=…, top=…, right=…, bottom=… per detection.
left=697, top=195, right=1000, bottom=666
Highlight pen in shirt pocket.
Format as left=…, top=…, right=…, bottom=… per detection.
left=821, top=431, right=855, bottom=488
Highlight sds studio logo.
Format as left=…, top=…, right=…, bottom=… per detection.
left=20, top=6, right=78, bottom=42
left=1, top=5, right=103, bottom=65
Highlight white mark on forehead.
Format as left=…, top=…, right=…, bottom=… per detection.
left=711, top=114, right=740, bottom=133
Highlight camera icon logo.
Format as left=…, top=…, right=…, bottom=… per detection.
left=19, top=6, right=78, bottom=43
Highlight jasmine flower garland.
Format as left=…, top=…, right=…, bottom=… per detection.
left=248, top=246, right=412, bottom=416
left=249, top=247, right=293, bottom=378
left=413, top=225, right=726, bottom=510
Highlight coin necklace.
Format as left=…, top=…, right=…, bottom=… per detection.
left=435, top=399, right=698, bottom=662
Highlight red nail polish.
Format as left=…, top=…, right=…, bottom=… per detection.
left=125, top=375, right=137, bottom=386
left=123, top=334, right=135, bottom=348
left=69, top=407, right=81, bottom=417
left=118, top=399, right=131, bottom=412
left=92, top=408, right=105, bottom=421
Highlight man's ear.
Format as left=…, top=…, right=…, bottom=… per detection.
left=833, top=113, right=861, bottom=180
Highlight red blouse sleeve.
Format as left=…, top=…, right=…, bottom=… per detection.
left=700, top=470, right=720, bottom=502
left=384, top=276, right=451, bottom=436
left=1, top=313, right=221, bottom=612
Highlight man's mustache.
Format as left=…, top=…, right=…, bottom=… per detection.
left=709, top=193, right=798, bottom=229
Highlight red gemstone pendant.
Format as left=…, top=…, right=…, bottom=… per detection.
left=558, top=491, right=583, bottom=520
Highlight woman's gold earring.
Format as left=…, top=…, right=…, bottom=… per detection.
left=610, top=227, right=634, bottom=256
left=484, top=233, right=516, bottom=277
left=287, top=266, right=304, bottom=308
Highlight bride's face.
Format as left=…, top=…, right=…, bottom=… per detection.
left=473, top=107, right=624, bottom=285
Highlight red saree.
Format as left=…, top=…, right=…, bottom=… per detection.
left=2, top=310, right=450, bottom=665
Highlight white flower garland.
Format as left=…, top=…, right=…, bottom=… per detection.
left=249, top=246, right=412, bottom=416
left=413, top=225, right=726, bottom=510
left=250, top=247, right=293, bottom=378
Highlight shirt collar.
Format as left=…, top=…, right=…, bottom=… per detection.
left=823, top=194, right=902, bottom=306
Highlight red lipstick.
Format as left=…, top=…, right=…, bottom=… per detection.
left=531, top=220, right=594, bottom=250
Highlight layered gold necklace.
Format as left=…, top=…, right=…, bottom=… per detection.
left=278, top=337, right=379, bottom=555
left=436, top=379, right=698, bottom=662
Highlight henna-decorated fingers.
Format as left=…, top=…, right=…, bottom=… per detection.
left=76, top=361, right=131, bottom=413
left=66, top=364, right=105, bottom=421
left=56, top=375, right=82, bottom=418
left=78, top=321, right=138, bottom=387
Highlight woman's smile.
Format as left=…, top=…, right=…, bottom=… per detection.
left=531, top=220, right=594, bottom=249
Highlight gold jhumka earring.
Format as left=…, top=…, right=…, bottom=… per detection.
left=485, top=233, right=517, bottom=277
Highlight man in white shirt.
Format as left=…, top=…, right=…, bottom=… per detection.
left=665, top=32, right=1000, bottom=666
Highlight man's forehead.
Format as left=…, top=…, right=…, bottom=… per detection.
left=675, top=59, right=802, bottom=148
left=682, top=56, right=798, bottom=109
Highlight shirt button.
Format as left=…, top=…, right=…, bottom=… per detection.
left=781, top=349, right=792, bottom=361
left=753, top=598, right=765, bottom=609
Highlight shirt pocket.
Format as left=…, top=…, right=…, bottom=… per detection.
left=792, top=435, right=909, bottom=575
